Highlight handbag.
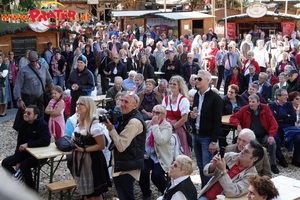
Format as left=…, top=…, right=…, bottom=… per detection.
left=168, top=96, right=193, bottom=148
left=55, top=135, right=74, bottom=152
left=27, top=64, right=51, bottom=105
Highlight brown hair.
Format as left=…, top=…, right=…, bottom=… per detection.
left=228, top=84, right=239, bottom=94
left=248, top=175, right=279, bottom=200
left=288, top=91, right=300, bottom=102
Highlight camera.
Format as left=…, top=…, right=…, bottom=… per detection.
left=73, top=132, right=84, bottom=148
left=99, top=110, right=119, bottom=125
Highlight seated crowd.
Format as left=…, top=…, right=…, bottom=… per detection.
left=3, top=25, right=300, bottom=200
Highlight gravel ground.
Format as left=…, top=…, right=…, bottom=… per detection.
left=0, top=119, right=299, bottom=200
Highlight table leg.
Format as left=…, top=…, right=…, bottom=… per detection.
left=48, top=158, right=54, bottom=200
left=35, top=159, right=41, bottom=192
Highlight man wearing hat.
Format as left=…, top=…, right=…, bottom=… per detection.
left=287, top=69, right=300, bottom=93
left=161, top=49, right=182, bottom=81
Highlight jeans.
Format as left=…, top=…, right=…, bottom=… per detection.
left=223, top=68, right=232, bottom=86
left=193, top=134, right=213, bottom=188
left=198, top=196, right=208, bottom=200
left=216, top=65, right=224, bottom=90
left=138, top=158, right=168, bottom=197
left=53, top=75, right=65, bottom=89
left=113, top=174, right=136, bottom=200
left=258, top=135, right=277, bottom=165
left=2, top=155, right=39, bottom=189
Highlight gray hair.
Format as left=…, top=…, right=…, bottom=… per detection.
left=159, top=79, right=168, bottom=86
left=198, top=70, right=212, bottom=82
left=128, top=70, right=137, bottom=76
left=239, top=128, right=256, bottom=141
left=248, top=94, right=260, bottom=102
left=135, top=73, right=144, bottom=81
left=275, top=88, right=287, bottom=97
left=188, top=88, right=197, bottom=97
left=29, top=50, right=38, bottom=61
left=259, top=72, right=268, bottom=79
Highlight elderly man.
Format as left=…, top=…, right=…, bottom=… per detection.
left=177, top=44, right=187, bottom=65
left=230, top=94, right=279, bottom=174
left=269, top=88, right=300, bottom=168
left=222, top=43, right=242, bottom=82
left=240, top=34, right=254, bottom=61
left=153, top=79, right=171, bottom=98
left=190, top=70, right=222, bottom=188
left=161, top=50, right=182, bottom=81
left=104, top=92, right=146, bottom=200
left=2, top=105, right=51, bottom=189
left=153, top=41, right=165, bottom=72
left=253, top=72, right=272, bottom=102
left=243, top=66, right=259, bottom=92
left=123, top=70, right=137, bottom=90
left=198, top=140, right=264, bottom=199
left=106, top=76, right=125, bottom=110
left=13, top=50, right=53, bottom=131
left=225, top=128, right=272, bottom=177
left=145, top=46, right=157, bottom=71
left=135, top=73, right=146, bottom=94
left=181, top=53, right=201, bottom=83
left=266, top=68, right=278, bottom=87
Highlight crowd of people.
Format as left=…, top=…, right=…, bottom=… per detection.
left=2, top=20, right=300, bottom=200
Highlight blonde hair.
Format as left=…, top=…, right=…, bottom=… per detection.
left=152, top=104, right=166, bottom=116
left=77, top=96, right=97, bottom=133
left=169, top=75, right=188, bottom=97
left=176, top=155, right=195, bottom=175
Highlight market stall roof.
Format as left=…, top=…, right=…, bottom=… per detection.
left=111, top=10, right=161, bottom=17
left=294, top=3, right=300, bottom=8
left=128, top=11, right=214, bottom=20
left=218, top=11, right=300, bottom=23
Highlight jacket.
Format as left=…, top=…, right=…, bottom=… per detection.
left=222, top=52, right=242, bottom=69
left=242, top=59, right=260, bottom=74
left=105, top=61, right=128, bottom=82
left=191, top=89, right=222, bottom=142
left=137, top=64, right=155, bottom=80
left=161, top=58, right=182, bottom=81
left=271, top=82, right=289, bottom=101
left=268, top=74, right=279, bottom=87
left=230, top=104, right=278, bottom=137
left=198, top=152, right=257, bottom=198
left=252, top=80, right=272, bottom=102
left=243, top=73, right=258, bottom=92
left=224, top=73, right=244, bottom=95
left=138, top=90, right=163, bottom=109
left=145, top=120, right=173, bottom=172
left=225, top=144, right=272, bottom=178
left=181, top=61, right=201, bottom=83
left=222, top=95, right=247, bottom=115
left=14, top=117, right=51, bottom=163
left=241, top=90, right=267, bottom=104
left=268, top=101, right=296, bottom=129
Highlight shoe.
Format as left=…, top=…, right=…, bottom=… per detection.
left=279, top=157, right=288, bottom=168
left=271, top=165, right=279, bottom=174
left=292, top=160, right=300, bottom=168
left=0, top=113, right=6, bottom=117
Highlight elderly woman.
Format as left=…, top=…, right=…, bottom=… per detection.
left=123, top=70, right=137, bottom=90
left=271, top=72, right=288, bottom=101
left=187, top=74, right=198, bottom=90
left=157, top=155, right=197, bottom=200
left=119, top=49, right=133, bottom=71
left=241, top=83, right=267, bottom=104
left=104, top=54, right=128, bottom=83
left=220, top=84, right=247, bottom=147
left=242, top=51, right=260, bottom=76
left=138, top=55, right=155, bottom=80
left=72, top=96, right=111, bottom=200
left=135, top=73, right=146, bottom=94
left=138, top=105, right=173, bottom=200
left=162, top=75, right=190, bottom=156
left=66, top=56, right=94, bottom=115
left=247, top=175, right=279, bottom=200
left=275, top=52, right=296, bottom=76
left=138, top=79, right=163, bottom=120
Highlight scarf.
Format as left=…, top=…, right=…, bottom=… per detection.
left=148, top=119, right=163, bottom=147
left=144, top=91, right=155, bottom=102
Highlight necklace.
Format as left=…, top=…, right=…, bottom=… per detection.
left=171, top=95, right=178, bottom=104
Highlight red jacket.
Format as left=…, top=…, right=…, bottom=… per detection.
left=230, top=104, right=278, bottom=137
left=242, top=59, right=260, bottom=74
left=269, top=75, right=279, bottom=87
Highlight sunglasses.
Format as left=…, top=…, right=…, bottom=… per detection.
left=76, top=102, right=85, bottom=106
left=194, top=77, right=202, bottom=81
left=152, top=111, right=161, bottom=115
left=30, top=60, right=38, bottom=63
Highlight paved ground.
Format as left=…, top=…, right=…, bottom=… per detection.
left=0, top=108, right=17, bottom=124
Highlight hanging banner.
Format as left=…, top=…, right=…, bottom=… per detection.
left=282, top=22, right=295, bottom=36
left=226, top=22, right=236, bottom=41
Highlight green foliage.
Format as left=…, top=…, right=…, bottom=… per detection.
left=17, top=0, right=41, bottom=11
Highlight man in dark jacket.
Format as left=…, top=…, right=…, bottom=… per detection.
left=190, top=70, right=222, bottom=189
left=161, top=50, right=182, bottom=81
left=2, top=105, right=51, bottom=189
left=104, top=92, right=146, bottom=200
left=287, top=69, right=300, bottom=93
left=181, top=53, right=201, bottom=83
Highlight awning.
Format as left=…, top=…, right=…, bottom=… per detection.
left=155, top=12, right=214, bottom=20
left=111, top=10, right=161, bottom=17
left=294, top=3, right=300, bottom=9
left=218, top=11, right=300, bottom=23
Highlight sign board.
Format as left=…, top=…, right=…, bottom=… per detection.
left=147, top=18, right=178, bottom=36
left=246, top=2, right=267, bottom=18
left=282, top=22, right=295, bottom=36
left=226, top=22, right=236, bottom=41
left=12, top=36, right=37, bottom=58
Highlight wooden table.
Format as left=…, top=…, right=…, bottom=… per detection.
left=221, top=114, right=233, bottom=126
left=26, top=143, right=71, bottom=199
left=92, top=95, right=113, bottom=108
left=226, top=195, right=246, bottom=200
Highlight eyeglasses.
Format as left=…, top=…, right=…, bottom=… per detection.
left=23, top=111, right=33, bottom=116
left=152, top=111, right=161, bottom=115
left=278, top=94, right=288, bottom=97
left=76, top=102, right=85, bottom=106
left=30, top=60, right=38, bottom=63
left=194, top=77, right=202, bottom=81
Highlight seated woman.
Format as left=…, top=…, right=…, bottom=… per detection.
left=247, top=175, right=279, bottom=200
left=271, top=72, right=288, bottom=101
left=138, top=79, right=163, bottom=120
left=138, top=55, right=155, bottom=80
left=275, top=52, right=296, bottom=76
left=157, top=155, right=197, bottom=200
left=104, top=54, right=128, bottom=83
left=220, top=84, right=247, bottom=147
left=138, top=105, right=173, bottom=200
left=241, top=83, right=267, bottom=104
left=224, top=66, right=244, bottom=95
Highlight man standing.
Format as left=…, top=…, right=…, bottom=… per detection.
left=198, top=140, right=264, bottom=199
left=2, top=105, right=51, bottom=189
left=230, top=94, right=280, bottom=174
left=44, top=42, right=55, bottom=65
left=190, top=70, right=222, bottom=188
left=153, top=41, right=165, bottom=72
left=253, top=72, right=272, bottom=102
left=161, top=50, right=182, bottom=81
left=105, top=76, right=126, bottom=110
left=222, top=43, right=242, bottom=82
left=104, top=93, right=146, bottom=200
left=225, top=128, right=272, bottom=177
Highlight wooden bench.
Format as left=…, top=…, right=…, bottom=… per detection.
left=46, top=179, right=76, bottom=200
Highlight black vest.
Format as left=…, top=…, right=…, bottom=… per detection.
left=162, top=177, right=197, bottom=200
left=114, top=109, right=146, bottom=172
